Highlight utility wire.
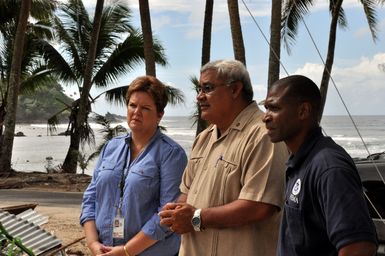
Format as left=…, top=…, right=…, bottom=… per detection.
left=241, top=0, right=289, bottom=76
left=299, top=4, right=385, bottom=187
left=241, top=0, right=385, bottom=222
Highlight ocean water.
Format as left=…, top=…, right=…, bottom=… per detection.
left=10, top=115, right=385, bottom=175
left=11, top=116, right=197, bottom=175
left=321, top=115, right=385, bottom=159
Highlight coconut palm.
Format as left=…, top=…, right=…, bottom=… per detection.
left=41, top=0, right=168, bottom=173
left=0, top=0, right=31, bottom=174
left=201, top=0, right=214, bottom=67
left=267, top=0, right=282, bottom=88
left=73, top=0, right=105, bottom=174
left=0, top=0, right=57, bottom=174
left=139, top=0, right=156, bottom=76
left=194, top=0, right=214, bottom=136
left=281, top=0, right=379, bottom=121
left=227, top=0, right=246, bottom=65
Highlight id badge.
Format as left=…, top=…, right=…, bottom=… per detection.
left=112, top=216, right=124, bottom=239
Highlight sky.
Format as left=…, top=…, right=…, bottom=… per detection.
left=72, top=0, right=385, bottom=117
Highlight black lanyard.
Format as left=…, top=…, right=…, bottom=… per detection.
left=119, top=146, right=130, bottom=200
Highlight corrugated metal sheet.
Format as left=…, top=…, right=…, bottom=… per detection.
left=0, top=210, right=62, bottom=255
left=17, top=209, right=49, bottom=226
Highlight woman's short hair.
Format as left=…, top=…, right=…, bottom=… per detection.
left=126, top=76, right=168, bottom=113
left=201, top=59, right=254, bottom=102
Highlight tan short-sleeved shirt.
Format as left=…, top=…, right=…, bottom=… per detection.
left=179, top=102, right=288, bottom=256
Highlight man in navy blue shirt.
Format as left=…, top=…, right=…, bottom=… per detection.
left=262, top=75, right=377, bottom=256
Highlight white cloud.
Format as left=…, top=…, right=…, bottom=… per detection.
left=354, top=27, right=371, bottom=39
left=151, top=15, right=172, bottom=31
left=292, top=53, right=385, bottom=115
left=293, top=63, right=324, bottom=83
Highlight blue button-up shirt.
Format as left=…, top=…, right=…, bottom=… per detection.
left=80, top=129, right=187, bottom=255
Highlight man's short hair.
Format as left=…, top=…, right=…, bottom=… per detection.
left=273, top=75, right=321, bottom=118
left=201, top=59, right=254, bottom=102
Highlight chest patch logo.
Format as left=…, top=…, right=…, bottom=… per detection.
left=292, top=178, right=301, bottom=196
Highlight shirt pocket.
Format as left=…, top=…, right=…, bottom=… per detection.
left=215, top=157, right=238, bottom=204
left=129, top=164, right=158, bottom=188
left=187, top=156, right=205, bottom=193
left=96, top=161, right=120, bottom=186
left=283, top=202, right=305, bottom=248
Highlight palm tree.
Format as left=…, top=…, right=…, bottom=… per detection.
left=227, top=0, right=246, bottom=65
left=41, top=0, right=168, bottom=173
left=195, top=0, right=214, bottom=136
left=139, top=0, right=156, bottom=76
left=0, top=0, right=31, bottom=174
left=267, top=0, right=282, bottom=88
left=201, top=0, right=214, bottom=67
left=282, top=0, right=379, bottom=121
left=78, top=113, right=127, bottom=174
left=0, top=0, right=56, bottom=174
left=73, top=0, right=105, bottom=174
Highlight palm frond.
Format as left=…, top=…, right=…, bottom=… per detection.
left=29, top=19, right=55, bottom=41
left=47, top=106, right=70, bottom=134
left=93, top=30, right=167, bottom=87
left=0, top=0, right=18, bottom=29
left=51, top=16, right=83, bottom=79
left=102, top=85, right=128, bottom=106
left=90, top=112, right=127, bottom=158
left=97, top=1, right=134, bottom=55
left=360, top=0, right=378, bottom=41
left=35, top=39, right=78, bottom=84
left=30, top=0, right=57, bottom=20
left=166, top=85, right=185, bottom=105
left=58, top=0, right=91, bottom=65
left=190, top=75, right=200, bottom=124
left=337, top=6, right=347, bottom=28
left=19, top=69, right=56, bottom=95
left=281, top=0, right=314, bottom=54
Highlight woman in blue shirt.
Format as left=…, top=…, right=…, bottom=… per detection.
left=80, top=76, right=188, bottom=256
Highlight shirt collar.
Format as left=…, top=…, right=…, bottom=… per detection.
left=208, top=101, right=262, bottom=134
left=287, top=127, right=323, bottom=169
left=124, top=128, right=162, bottom=148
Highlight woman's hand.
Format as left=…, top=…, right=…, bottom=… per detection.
left=96, top=245, right=125, bottom=256
left=88, top=241, right=110, bottom=255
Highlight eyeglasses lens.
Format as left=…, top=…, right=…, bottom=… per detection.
left=198, top=83, right=215, bottom=94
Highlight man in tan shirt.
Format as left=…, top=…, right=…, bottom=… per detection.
left=159, top=59, right=287, bottom=256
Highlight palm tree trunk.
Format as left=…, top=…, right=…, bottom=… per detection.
left=318, top=0, right=343, bottom=122
left=62, top=0, right=104, bottom=173
left=227, top=0, right=246, bottom=65
left=201, top=0, right=213, bottom=67
left=139, top=0, right=156, bottom=76
left=0, top=0, right=31, bottom=174
left=196, top=0, right=214, bottom=136
left=268, top=0, right=282, bottom=88
left=62, top=125, right=81, bottom=173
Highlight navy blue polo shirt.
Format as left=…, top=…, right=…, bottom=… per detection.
left=277, top=127, right=377, bottom=256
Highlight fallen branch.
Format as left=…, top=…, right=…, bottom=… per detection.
left=44, top=236, right=85, bottom=256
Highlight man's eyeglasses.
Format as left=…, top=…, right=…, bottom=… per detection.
left=197, top=82, right=232, bottom=94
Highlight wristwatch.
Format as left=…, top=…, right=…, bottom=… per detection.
left=191, top=208, right=202, bottom=231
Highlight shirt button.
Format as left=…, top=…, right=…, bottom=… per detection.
left=236, top=122, right=240, bottom=126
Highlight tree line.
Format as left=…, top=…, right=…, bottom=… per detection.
left=0, top=0, right=384, bottom=175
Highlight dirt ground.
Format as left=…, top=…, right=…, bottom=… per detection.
left=0, top=171, right=92, bottom=255
left=0, top=171, right=92, bottom=192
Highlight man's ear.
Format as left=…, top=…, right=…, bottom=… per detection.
left=298, top=102, right=311, bottom=120
left=231, top=81, right=243, bottom=99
